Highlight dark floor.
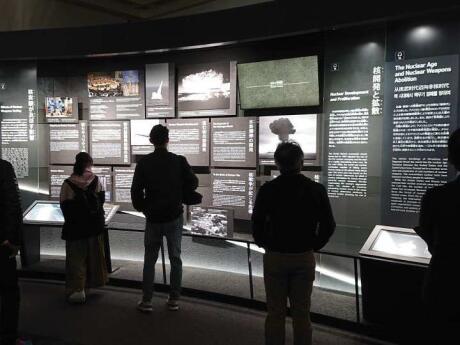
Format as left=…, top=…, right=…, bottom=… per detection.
left=18, top=280, right=392, bottom=345
left=22, top=256, right=358, bottom=322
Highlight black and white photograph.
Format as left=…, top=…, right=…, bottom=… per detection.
left=146, top=63, right=170, bottom=106
left=130, top=119, right=163, bottom=146
left=259, top=114, right=318, bottom=162
left=88, top=70, right=140, bottom=98
left=178, top=62, right=231, bottom=111
left=190, top=206, right=233, bottom=238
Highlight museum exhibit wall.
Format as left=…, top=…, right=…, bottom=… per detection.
left=2, top=9, right=460, bottom=298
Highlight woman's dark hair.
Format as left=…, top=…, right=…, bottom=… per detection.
left=448, top=128, right=460, bottom=171
left=150, top=124, right=169, bottom=147
left=274, top=142, right=304, bottom=174
left=73, top=152, right=93, bottom=176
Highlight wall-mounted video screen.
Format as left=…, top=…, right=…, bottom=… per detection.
left=166, top=118, right=209, bottom=166
left=188, top=206, right=234, bottom=239
left=113, top=166, right=135, bottom=210
left=49, top=122, right=88, bottom=165
left=45, top=97, right=78, bottom=123
left=88, top=70, right=145, bottom=120
left=211, top=169, right=256, bottom=220
left=259, top=114, right=318, bottom=165
left=145, top=63, right=175, bottom=118
left=238, top=56, right=320, bottom=109
left=211, top=117, right=257, bottom=168
left=177, top=61, right=237, bottom=117
left=90, top=121, right=131, bottom=165
left=131, top=119, right=165, bottom=155
left=49, top=165, right=113, bottom=202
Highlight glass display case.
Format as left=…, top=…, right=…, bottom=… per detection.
left=360, top=225, right=431, bottom=265
left=23, top=200, right=119, bottom=226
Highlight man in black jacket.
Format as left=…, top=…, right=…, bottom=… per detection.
left=252, top=142, right=335, bottom=345
left=0, top=159, right=22, bottom=345
left=131, top=124, right=198, bottom=312
left=416, top=128, right=460, bottom=340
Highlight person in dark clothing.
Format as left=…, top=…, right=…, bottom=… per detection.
left=60, top=152, right=108, bottom=304
left=416, top=128, right=460, bottom=340
left=131, top=124, right=198, bottom=312
left=0, top=159, right=22, bottom=345
left=252, top=142, right=335, bottom=345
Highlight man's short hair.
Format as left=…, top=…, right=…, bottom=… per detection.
left=274, top=142, right=304, bottom=174
left=448, top=128, right=460, bottom=171
left=149, top=124, right=169, bottom=146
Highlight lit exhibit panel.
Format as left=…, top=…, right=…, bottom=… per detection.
left=92, top=166, right=113, bottom=202
left=258, top=114, right=319, bottom=165
left=23, top=200, right=119, bottom=226
left=210, top=117, right=257, bottom=168
left=210, top=169, right=256, bottom=220
left=238, top=56, right=320, bottom=109
left=88, top=70, right=145, bottom=120
left=0, top=63, right=38, bottom=191
left=145, top=63, right=175, bottom=118
left=45, top=97, right=78, bottom=123
left=49, top=122, right=88, bottom=165
left=271, top=170, right=320, bottom=183
left=166, top=118, right=209, bottom=166
left=187, top=206, right=234, bottom=239
left=177, top=61, right=237, bottom=117
left=113, top=166, right=136, bottom=210
left=360, top=225, right=431, bottom=264
left=89, top=121, right=131, bottom=165
left=49, top=165, right=73, bottom=199
left=130, top=119, right=165, bottom=155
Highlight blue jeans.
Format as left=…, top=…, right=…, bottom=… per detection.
left=142, top=216, right=183, bottom=302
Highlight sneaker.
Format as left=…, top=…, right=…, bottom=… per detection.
left=67, top=290, right=86, bottom=304
left=137, top=300, right=153, bottom=313
left=167, top=297, right=179, bottom=311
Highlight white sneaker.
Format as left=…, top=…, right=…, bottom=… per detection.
left=68, top=290, right=86, bottom=304
left=137, top=300, right=153, bottom=313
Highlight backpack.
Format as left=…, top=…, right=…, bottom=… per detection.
left=65, top=176, right=103, bottom=219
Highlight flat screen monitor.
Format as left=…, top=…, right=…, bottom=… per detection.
left=360, top=225, right=431, bottom=264
left=23, top=200, right=119, bottom=226
left=177, top=61, right=237, bottom=117
left=238, top=56, right=320, bottom=109
left=131, top=119, right=165, bottom=155
left=188, top=206, right=234, bottom=239
left=45, top=97, right=78, bottom=123
left=259, top=114, right=318, bottom=165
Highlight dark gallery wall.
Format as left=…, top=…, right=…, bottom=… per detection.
left=2, top=6, right=460, bottom=237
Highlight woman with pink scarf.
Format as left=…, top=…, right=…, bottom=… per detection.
left=60, top=152, right=108, bottom=304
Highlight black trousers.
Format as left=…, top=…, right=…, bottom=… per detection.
left=0, top=247, right=19, bottom=345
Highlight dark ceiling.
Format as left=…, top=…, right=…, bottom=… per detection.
left=55, top=0, right=272, bottom=20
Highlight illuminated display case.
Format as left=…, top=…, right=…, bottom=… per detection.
left=23, top=200, right=119, bottom=226
left=360, top=225, right=431, bottom=265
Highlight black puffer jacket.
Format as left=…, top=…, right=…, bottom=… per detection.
left=0, top=159, right=22, bottom=245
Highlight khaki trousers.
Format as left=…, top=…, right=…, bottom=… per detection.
left=264, top=251, right=315, bottom=345
left=65, top=234, right=108, bottom=295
